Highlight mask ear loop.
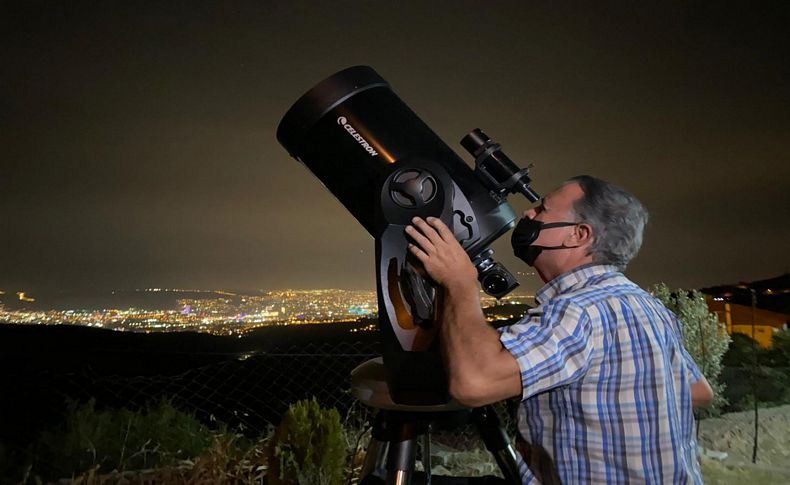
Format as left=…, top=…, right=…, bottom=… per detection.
left=537, top=221, right=580, bottom=230
left=531, top=221, right=583, bottom=250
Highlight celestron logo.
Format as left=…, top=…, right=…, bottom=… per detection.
left=337, top=116, right=379, bottom=157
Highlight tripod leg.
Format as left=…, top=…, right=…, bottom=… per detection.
left=473, top=406, right=521, bottom=484
left=421, top=429, right=432, bottom=485
left=360, top=410, right=392, bottom=483
left=361, top=436, right=389, bottom=481
left=385, top=422, right=418, bottom=485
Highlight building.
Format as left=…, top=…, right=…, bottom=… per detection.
left=706, top=296, right=789, bottom=348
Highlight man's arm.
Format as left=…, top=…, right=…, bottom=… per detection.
left=405, top=217, right=522, bottom=407
left=437, top=280, right=523, bottom=407
left=673, top=319, right=716, bottom=409
left=683, top=354, right=714, bottom=409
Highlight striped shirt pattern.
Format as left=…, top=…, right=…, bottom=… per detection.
left=498, top=264, right=703, bottom=484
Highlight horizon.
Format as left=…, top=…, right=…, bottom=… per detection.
left=2, top=269, right=787, bottom=297
left=2, top=269, right=787, bottom=315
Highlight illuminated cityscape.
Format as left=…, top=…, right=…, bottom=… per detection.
left=0, top=288, right=536, bottom=335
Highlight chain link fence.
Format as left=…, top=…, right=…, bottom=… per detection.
left=1, top=336, right=517, bottom=480
left=10, top=340, right=379, bottom=438
left=1, top=327, right=788, bottom=482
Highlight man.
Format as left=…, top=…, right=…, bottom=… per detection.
left=405, top=175, right=713, bottom=484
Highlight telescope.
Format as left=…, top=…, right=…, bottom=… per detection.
left=277, top=66, right=539, bottom=406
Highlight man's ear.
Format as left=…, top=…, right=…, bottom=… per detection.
left=572, top=223, right=594, bottom=247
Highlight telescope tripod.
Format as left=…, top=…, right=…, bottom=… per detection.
left=353, top=358, right=522, bottom=485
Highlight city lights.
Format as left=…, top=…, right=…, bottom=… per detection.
left=0, top=288, right=535, bottom=335
left=0, top=288, right=378, bottom=336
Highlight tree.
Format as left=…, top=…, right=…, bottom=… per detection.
left=651, top=284, right=731, bottom=415
left=766, top=329, right=790, bottom=368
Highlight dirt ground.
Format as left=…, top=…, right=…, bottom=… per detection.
left=698, top=404, right=790, bottom=484
left=420, top=405, right=790, bottom=483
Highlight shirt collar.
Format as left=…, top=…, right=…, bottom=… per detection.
left=535, top=263, right=621, bottom=304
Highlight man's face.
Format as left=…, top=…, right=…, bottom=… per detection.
left=521, top=182, right=584, bottom=264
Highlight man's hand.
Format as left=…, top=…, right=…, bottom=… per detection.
left=691, top=376, right=715, bottom=409
left=407, top=216, right=522, bottom=407
left=405, top=217, right=478, bottom=291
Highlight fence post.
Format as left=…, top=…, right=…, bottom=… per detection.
left=750, top=288, right=759, bottom=464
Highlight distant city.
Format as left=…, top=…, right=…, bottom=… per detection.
left=4, top=273, right=787, bottom=342
left=0, top=287, right=535, bottom=336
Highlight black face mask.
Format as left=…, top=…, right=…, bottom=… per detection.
left=511, top=218, right=580, bottom=266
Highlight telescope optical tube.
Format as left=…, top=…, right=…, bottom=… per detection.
left=277, top=66, right=530, bottom=404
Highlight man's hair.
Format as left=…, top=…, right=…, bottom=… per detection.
left=565, top=175, right=649, bottom=270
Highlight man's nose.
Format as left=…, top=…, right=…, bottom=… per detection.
left=523, top=208, right=536, bottom=219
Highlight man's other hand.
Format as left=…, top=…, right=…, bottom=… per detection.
left=691, top=376, right=715, bottom=409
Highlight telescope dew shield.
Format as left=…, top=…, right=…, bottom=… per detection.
left=277, top=66, right=520, bottom=404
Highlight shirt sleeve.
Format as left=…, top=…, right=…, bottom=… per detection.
left=680, top=341, right=704, bottom=382
left=497, top=298, right=594, bottom=401
left=668, top=313, right=705, bottom=383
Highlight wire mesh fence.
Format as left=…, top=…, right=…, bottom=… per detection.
left=1, top=328, right=788, bottom=482
left=17, top=340, right=382, bottom=438
left=0, top=335, right=524, bottom=481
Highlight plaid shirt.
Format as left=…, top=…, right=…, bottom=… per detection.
left=498, top=264, right=703, bottom=484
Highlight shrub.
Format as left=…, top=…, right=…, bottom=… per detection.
left=720, top=329, right=790, bottom=411
left=31, top=397, right=213, bottom=481
left=766, top=329, right=790, bottom=367
left=722, top=332, right=765, bottom=367
left=651, top=284, right=731, bottom=415
left=267, top=398, right=346, bottom=485
left=731, top=366, right=790, bottom=411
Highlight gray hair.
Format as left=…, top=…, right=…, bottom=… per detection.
left=564, top=175, right=649, bottom=270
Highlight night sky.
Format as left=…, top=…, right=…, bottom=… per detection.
left=2, top=1, right=788, bottom=297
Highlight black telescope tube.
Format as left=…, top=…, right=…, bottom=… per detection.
left=277, top=67, right=388, bottom=158
left=276, top=66, right=523, bottom=405
left=277, top=66, right=514, bottom=243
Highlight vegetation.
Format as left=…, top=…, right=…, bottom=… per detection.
left=764, top=329, right=790, bottom=368
left=652, top=284, right=731, bottom=415
left=25, top=398, right=214, bottom=481
left=652, top=284, right=790, bottom=414
left=0, top=398, right=271, bottom=483
left=721, top=330, right=790, bottom=411
left=267, top=397, right=346, bottom=485
left=67, top=431, right=270, bottom=484
left=2, top=395, right=356, bottom=483
left=722, top=332, right=764, bottom=368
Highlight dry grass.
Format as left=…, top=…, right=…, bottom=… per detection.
left=67, top=432, right=269, bottom=484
